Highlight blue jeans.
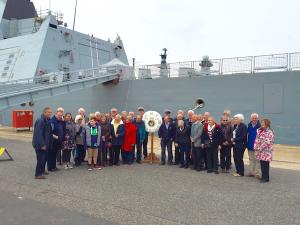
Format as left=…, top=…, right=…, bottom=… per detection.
left=35, top=149, right=47, bottom=177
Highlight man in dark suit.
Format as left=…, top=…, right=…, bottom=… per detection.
left=158, top=116, right=175, bottom=165
left=185, top=110, right=194, bottom=166
left=32, top=107, right=53, bottom=179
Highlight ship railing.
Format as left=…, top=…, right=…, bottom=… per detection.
left=136, top=52, right=300, bottom=79
left=0, top=64, right=129, bottom=88
left=36, top=9, right=64, bottom=25
left=0, top=65, right=130, bottom=98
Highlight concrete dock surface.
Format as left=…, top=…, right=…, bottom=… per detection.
left=0, top=126, right=299, bottom=225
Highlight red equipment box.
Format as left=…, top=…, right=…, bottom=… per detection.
left=12, top=110, right=34, bottom=131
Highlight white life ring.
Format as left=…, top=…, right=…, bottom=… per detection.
left=143, top=111, right=162, bottom=133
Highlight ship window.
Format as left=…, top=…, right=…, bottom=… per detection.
left=1, top=72, right=7, bottom=77
left=49, top=24, right=58, bottom=29
left=6, top=60, right=12, bottom=64
left=4, top=66, right=9, bottom=70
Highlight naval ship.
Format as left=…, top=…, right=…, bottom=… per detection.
left=0, top=0, right=299, bottom=146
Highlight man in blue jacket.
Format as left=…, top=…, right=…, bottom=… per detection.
left=48, top=109, right=65, bottom=172
left=158, top=116, right=175, bottom=165
left=133, top=115, right=146, bottom=164
left=32, top=107, right=53, bottom=179
left=247, top=113, right=261, bottom=178
left=137, top=107, right=148, bottom=159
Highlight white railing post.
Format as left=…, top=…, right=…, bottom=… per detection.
left=220, top=58, right=223, bottom=75
left=287, top=53, right=290, bottom=71
left=251, top=56, right=254, bottom=74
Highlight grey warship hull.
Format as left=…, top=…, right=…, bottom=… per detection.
left=2, top=70, right=299, bottom=145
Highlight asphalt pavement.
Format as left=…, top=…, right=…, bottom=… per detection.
left=0, top=138, right=300, bottom=225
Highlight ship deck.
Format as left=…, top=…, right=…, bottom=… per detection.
left=0, top=127, right=299, bottom=225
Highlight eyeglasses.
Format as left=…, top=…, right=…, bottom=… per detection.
left=222, top=120, right=228, bottom=122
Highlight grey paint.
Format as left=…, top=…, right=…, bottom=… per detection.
left=1, top=70, right=300, bottom=145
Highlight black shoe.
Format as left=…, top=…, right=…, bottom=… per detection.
left=221, top=169, right=226, bottom=173
left=115, top=162, right=120, bottom=166
left=207, top=170, right=213, bottom=173
left=214, top=171, right=219, bottom=174
left=174, top=162, right=179, bottom=165
left=136, top=160, right=142, bottom=164
left=179, top=165, right=185, bottom=168
left=184, top=165, right=189, bottom=169
left=160, top=162, right=165, bottom=165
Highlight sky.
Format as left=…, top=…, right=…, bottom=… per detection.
left=32, top=0, right=300, bottom=65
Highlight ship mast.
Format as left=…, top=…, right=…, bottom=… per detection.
left=73, top=0, right=78, bottom=30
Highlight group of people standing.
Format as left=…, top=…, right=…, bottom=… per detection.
left=158, top=109, right=275, bottom=183
left=32, top=107, right=148, bottom=177
left=32, top=106, right=274, bottom=183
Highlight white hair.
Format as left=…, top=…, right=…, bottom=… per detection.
left=57, top=107, right=64, bottom=113
left=188, top=110, right=194, bottom=115
left=204, top=112, right=210, bottom=116
left=251, top=113, right=259, bottom=119
left=95, top=111, right=101, bottom=116
left=78, top=108, right=85, bottom=113
left=75, top=115, right=82, bottom=123
left=111, top=108, right=117, bottom=112
left=234, top=114, right=244, bottom=121
left=223, top=109, right=231, bottom=115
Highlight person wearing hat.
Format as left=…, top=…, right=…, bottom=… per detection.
left=164, top=109, right=173, bottom=123
left=138, top=107, right=148, bottom=159
left=231, top=114, right=247, bottom=177
left=158, top=116, right=175, bottom=165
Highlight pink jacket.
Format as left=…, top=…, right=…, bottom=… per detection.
left=254, top=128, right=275, bottom=162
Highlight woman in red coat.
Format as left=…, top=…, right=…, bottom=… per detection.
left=121, top=116, right=137, bottom=164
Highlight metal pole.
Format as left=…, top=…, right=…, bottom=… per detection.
left=49, top=0, right=51, bottom=13
left=72, top=0, right=78, bottom=30
left=132, top=58, right=135, bottom=69
left=150, top=133, right=154, bottom=164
